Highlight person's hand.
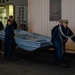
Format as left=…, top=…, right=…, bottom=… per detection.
left=50, top=42, right=53, bottom=44
left=14, top=36, right=15, bottom=38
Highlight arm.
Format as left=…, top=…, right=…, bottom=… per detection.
left=68, top=28, right=73, bottom=37
left=51, top=26, right=58, bottom=43
left=68, top=28, right=75, bottom=42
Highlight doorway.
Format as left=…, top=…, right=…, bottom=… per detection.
left=0, top=5, right=13, bottom=27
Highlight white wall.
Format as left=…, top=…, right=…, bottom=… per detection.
left=62, top=0, right=75, bottom=49
left=28, top=0, right=58, bottom=36
left=28, top=0, right=75, bottom=50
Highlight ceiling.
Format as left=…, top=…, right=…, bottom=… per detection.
left=0, top=0, right=28, bottom=6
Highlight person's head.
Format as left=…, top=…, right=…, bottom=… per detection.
left=63, top=20, right=68, bottom=28
left=9, top=15, right=14, bottom=22
left=59, top=19, right=63, bottom=25
left=7, top=19, right=12, bottom=26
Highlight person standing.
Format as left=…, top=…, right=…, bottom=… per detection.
left=9, top=15, right=17, bottom=29
left=51, top=20, right=63, bottom=65
left=9, top=15, right=17, bottom=52
left=51, top=20, right=74, bottom=67
left=4, top=19, right=15, bottom=61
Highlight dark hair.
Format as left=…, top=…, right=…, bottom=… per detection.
left=59, top=19, right=63, bottom=23
left=9, top=15, right=13, bottom=18
left=6, top=19, right=12, bottom=26
left=7, top=19, right=12, bottom=22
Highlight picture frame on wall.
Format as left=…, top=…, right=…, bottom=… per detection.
left=49, top=0, right=61, bottom=21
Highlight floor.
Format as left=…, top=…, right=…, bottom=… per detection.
left=0, top=48, right=75, bottom=75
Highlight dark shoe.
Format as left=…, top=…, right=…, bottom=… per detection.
left=60, top=62, right=68, bottom=68
left=9, top=58, right=17, bottom=62
left=9, top=59, right=14, bottom=62
left=54, top=61, right=60, bottom=65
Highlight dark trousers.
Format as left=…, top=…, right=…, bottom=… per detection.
left=54, top=41, right=65, bottom=62
left=4, top=41, right=14, bottom=60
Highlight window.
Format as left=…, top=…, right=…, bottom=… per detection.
left=15, top=5, right=28, bottom=31
left=50, top=0, right=61, bottom=21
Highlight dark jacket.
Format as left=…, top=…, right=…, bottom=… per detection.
left=51, top=25, right=73, bottom=43
left=12, top=20, right=17, bottom=29
left=4, top=25, right=15, bottom=42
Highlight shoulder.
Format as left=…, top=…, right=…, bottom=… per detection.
left=13, top=20, right=16, bottom=23
left=0, top=21, right=2, bottom=24
left=67, top=27, right=72, bottom=31
left=52, top=25, right=59, bottom=30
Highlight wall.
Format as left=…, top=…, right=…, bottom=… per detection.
left=28, top=0, right=58, bottom=36
left=28, top=0, right=75, bottom=50
left=62, top=0, right=75, bottom=49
